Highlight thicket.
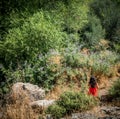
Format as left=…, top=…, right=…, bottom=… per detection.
left=46, top=91, right=97, bottom=118
left=91, top=0, right=120, bottom=51
left=0, top=0, right=120, bottom=95
left=109, top=78, right=120, bottom=100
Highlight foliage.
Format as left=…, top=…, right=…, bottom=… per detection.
left=112, top=20, right=120, bottom=44
left=0, top=11, right=66, bottom=67
left=46, top=104, right=66, bottom=119
left=91, top=0, right=120, bottom=43
left=62, top=48, right=119, bottom=75
left=1, top=52, right=62, bottom=91
left=0, top=0, right=120, bottom=97
left=81, top=15, right=105, bottom=48
left=109, top=78, right=120, bottom=99
left=64, top=0, right=89, bottom=33
left=62, top=44, right=87, bottom=68
left=46, top=91, right=97, bottom=118
left=113, top=43, right=120, bottom=53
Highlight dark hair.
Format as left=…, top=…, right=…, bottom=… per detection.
left=89, top=76, right=97, bottom=88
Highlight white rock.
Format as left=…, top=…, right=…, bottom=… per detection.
left=10, top=82, right=45, bottom=101
left=30, top=99, right=55, bottom=109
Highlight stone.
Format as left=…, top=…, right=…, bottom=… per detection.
left=72, top=113, right=97, bottom=119
left=101, top=106, right=120, bottom=116
left=0, top=112, right=3, bottom=119
left=30, top=99, right=55, bottom=108
left=30, top=99, right=55, bottom=113
left=10, top=82, right=45, bottom=102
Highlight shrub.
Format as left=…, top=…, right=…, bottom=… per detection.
left=46, top=104, right=66, bottom=119
left=2, top=52, right=62, bottom=91
left=109, top=78, right=120, bottom=99
left=91, top=0, right=120, bottom=42
left=64, top=0, right=89, bottom=33
left=62, top=45, right=89, bottom=68
left=57, top=91, right=97, bottom=113
left=0, top=11, right=66, bottom=67
left=63, top=48, right=119, bottom=76
left=90, top=50, right=119, bottom=75
left=81, top=15, right=105, bottom=49
left=46, top=91, right=97, bottom=118
left=113, top=43, right=120, bottom=53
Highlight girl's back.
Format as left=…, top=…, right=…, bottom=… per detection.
left=89, top=77, right=96, bottom=88
left=88, top=76, right=98, bottom=96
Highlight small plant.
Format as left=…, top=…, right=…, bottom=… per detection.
left=46, top=104, right=66, bottom=119
left=46, top=91, right=97, bottom=118
left=90, top=50, right=119, bottom=75
left=58, top=91, right=97, bottom=113
left=109, top=78, right=120, bottom=100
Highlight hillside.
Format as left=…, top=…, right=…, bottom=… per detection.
left=0, top=0, right=120, bottom=119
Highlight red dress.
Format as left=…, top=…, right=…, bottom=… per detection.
left=88, top=86, right=98, bottom=96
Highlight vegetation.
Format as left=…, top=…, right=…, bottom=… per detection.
left=109, top=78, right=120, bottom=100
left=0, top=0, right=120, bottom=118
left=46, top=91, right=97, bottom=118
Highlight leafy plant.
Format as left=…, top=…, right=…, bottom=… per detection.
left=46, top=104, right=66, bottom=119
left=109, top=78, right=120, bottom=99
left=0, top=11, right=66, bottom=67
left=91, top=0, right=120, bottom=42
left=81, top=15, right=105, bottom=49
left=58, top=91, right=97, bottom=113
left=46, top=91, right=97, bottom=118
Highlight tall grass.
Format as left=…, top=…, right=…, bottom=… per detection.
left=1, top=98, right=39, bottom=119
left=0, top=89, right=41, bottom=119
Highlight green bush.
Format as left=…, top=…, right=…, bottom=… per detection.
left=62, top=45, right=89, bottom=68
left=64, top=0, right=89, bottom=33
left=113, top=43, right=120, bottom=53
left=46, top=91, right=97, bottom=118
left=91, top=0, right=120, bottom=42
left=109, top=78, right=120, bottom=99
left=112, top=20, right=120, bottom=44
left=81, top=15, right=105, bottom=49
left=2, top=52, right=62, bottom=91
left=0, top=11, right=66, bottom=67
left=63, top=49, right=118, bottom=75
left=46, top=104, right=66, bottom=119
left=57, top=91, right=97, bottom=113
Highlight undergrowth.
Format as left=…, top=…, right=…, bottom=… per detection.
left=46, top=91, right=97, bottom=118
left=109, top=78, right=120, bottom=100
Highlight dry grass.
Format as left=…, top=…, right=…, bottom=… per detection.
left=45, top=81, right=84, bottom=100
left=1, top=99, right=39, bottom=119
left=1, top=92, right=40, bottom=119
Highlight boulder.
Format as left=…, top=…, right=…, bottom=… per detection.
left=101, top=106, right=120, bottom=116
left=72, top=113, right=97, bottom=119
left=30, top=100, right=55, bottom=113
left=10, top=82, right=45, bottom=102
left=0, top=112, right=3, bottom=119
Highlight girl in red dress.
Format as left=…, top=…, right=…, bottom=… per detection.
left=88, top=76, right=98, bottom=97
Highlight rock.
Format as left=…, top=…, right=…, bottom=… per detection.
left=0, top=112, right=3, bottom=119
left=10, top=82, right=45, bottom=102
left=98, top=117, right=119, bottom=119
left=30, top=99, right=55, bottom=109
left=101, top=106, right=120, bottom=116
left=30, top=100, right=55, bottom=113
left=72, top=113, right=97, bottom=119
